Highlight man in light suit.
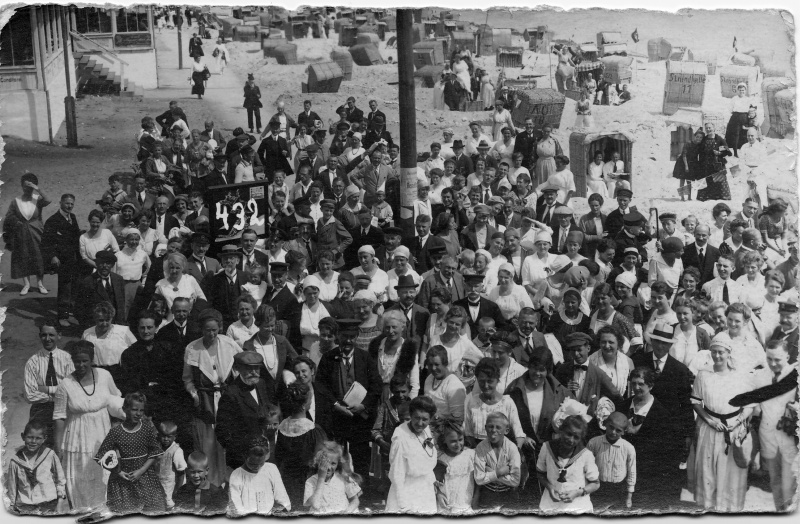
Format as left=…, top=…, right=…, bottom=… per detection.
left=701, top=254, right=743, bottom=305
left=416, top=255, right=466, bottom=308
left=681, top=224, right=720, bottom=286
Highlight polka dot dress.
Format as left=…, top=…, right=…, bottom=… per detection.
left=95, top=421, right=167, bottom=515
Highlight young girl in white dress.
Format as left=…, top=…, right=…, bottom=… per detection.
left=385, top=396, right=438, bottom=514
left=304, top=441, right=362, bottom=514
left=434, top=417, right=476, bottom=514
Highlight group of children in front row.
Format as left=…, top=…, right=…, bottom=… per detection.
left=8, top=382, right=638, bottom=516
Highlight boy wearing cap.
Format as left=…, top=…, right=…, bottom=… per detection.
left=604, top=187, right=636, bottom=239
left=611, top=210, right=649, bottom=266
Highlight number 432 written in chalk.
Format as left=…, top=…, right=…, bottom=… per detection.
left=216, top=198, right=264, bottom=234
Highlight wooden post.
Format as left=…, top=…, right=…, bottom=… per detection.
left=61, top=6, right=77, bottom=146
left=177, top=14, right=183, bottom=69
left=396, top=9, right=418, bottom=240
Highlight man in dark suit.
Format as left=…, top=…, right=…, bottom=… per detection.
left=386, top=275, right=430, bottom=344
left=551, top=207, right=581, bottom=255
left=460, top=204, right=497, bottom=252
left=770, top=300, right=799, bottom=363
left=681, top=224, right=720, bottom=286
left=554, top=332, right=620, bottom=414
left=216, top=352, right=279, bottom=470
left=450, top=140, right=474, bottom=177
left=506, top=307, right=551, bottom=367
left=124, top=174, right=157, bottom=215
left=336, top=96, right=364, bottom=124
left=513, top=117, right=542, bottom=169
left=315, top=155, right=345, bottom=199
left=632, top=321, right=695, bottom=467
left=345, top=208, right=385, bottom=269
left=155, top=297, right=202, bottom=353
left=612, top=210, right=651, bottom=266
left=604, top=187, right=638, bottom=240
left=362, top=115, right=394, bottom=150
left=209, top=245, right=248, bottom=329
left=314, top=319, right=382, bottom=480
left=296, top=100, right=322, bottom=136
left=412, top=216, right=447, bottom=274
left=75, top=251, right=126, bottom=328
left=42, top=194, right=82, bottom=326
left=257, top=120, right=294, bottom=182
left=454, top=274, right=506, bottom=335
left=264, top=262, right=299, bottom=320
left=183, top=232, right=221, bottom=294
left=535, top=185, right=563, bottom=229
left=239, top=229, right=270, bottom=273
left=374, top=227, right=403, bottom=271
left=417, top=255, right=466, bottom=308
left=155, top=101, right=188, bottom=137
left=193, top=152, right=230, bottom=197
left=200, top=120, right=226, bottom=149
left=732, top=228, right=762, bottom=280
left=366, top=99, right=386, bottom=127
left=442, top=72, right=462, bottom=111
left=151, top=195, right=180, bottom=240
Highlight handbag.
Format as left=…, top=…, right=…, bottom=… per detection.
left=731, top=423, right=753, bottom=469
left=202, top=67, right=211, bottom=81
left=212, top=48, right=219, bottom=58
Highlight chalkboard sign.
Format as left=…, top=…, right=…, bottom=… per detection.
left=114, top=33, right=152, bottom=48
left=207, top=180, right=269, bottom=244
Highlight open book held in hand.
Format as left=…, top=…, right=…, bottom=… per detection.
left=343, top=381, right=368, bottom=407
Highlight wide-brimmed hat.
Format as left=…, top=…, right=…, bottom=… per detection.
left=649, top=320, right=676, bottom=344
left=219, top=244, right=242, bottom=258
left=394, top=274, right=417, bottom=289
left=452, top=139, right=464, bottom=149
left=477, top=140, right=491, bottom=150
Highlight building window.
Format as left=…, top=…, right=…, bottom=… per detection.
left=116, top=7, right=149, bottom=32
left=74, top=7, right=112, bottom=34
left=0, top=9, right=35, bottom=67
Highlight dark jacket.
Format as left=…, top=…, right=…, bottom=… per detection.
left=451, top=153, right=475, bottom=177
left=173, top=481, right=228, bottom=515
left=314, top=348, right=383, bottom=442
left=242, top=334, right=298, bottom=398
left=681, top=242, right=720, bottom=287
left=459, top=223, right=497, bottom=253
left=264, top=285, right=300, bottom=320
left=345, top=225, right=385, bottom=269
left=76, top=272, right=127, bottom=327
left=41, top=210, right=81, bottom=275
left=411, top=235, right=447, bottom=274
left=296, top=110, right=321, bottom=134
left=209, top=271, right=249, bottom=326
left=385, top=303, right=430, bottom=345
left=156, top=107, right=188, bottom=137
left=216, top=376, right=277, bottom=469
left=770, top=326, right=798, bottom=364
left=505, top=374, right=572, bottom=445
left=513, top=130, right=543, bottom=169
left=416, top=271, right=466, bottom=309
left=257, top=134, right=294, bottom=179
left=243, top=83, right=263, bottom=109
left=631, top=353, right=695, bottom=440
left=150, top=212, right=180, bottom=235
left=335, top=104, right=364, bottom=124
left=554, top=360, right=622, bottom=415
left=155, top=320, right=203, bottom=355
left=453, top=296, right=507, bottom=336
left=505, top=329, right=550, bottom=368
left=119, top=340, right=189, bottom=420
left=367, top=336, right=419, bottom=385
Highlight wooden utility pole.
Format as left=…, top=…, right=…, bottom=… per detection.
left=61, top=6, right=78, bottom=146
left=396, top=9, right=418, bottom=240
left=177, top=15, right=183, bottom=69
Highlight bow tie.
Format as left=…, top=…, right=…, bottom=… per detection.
left=575, top=364, right=588, bottom=371
left=467, top=300, right=481, bottom=307
left=238, top=378, right=257, bottom=392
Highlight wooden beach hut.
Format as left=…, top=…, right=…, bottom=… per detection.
left=570, top=130, right=635, bottom=197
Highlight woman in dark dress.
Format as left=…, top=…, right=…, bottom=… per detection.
left=696, top=122, right=733, bottom=202
left=3, top=173, right=51, bottom=295
left=673, top=129, right=704, bottom=201
left=274, top=382, right=327, bottom=509
left=616, top=367, right=682, bottom=510
left=190, top=55, right=209, bottom=100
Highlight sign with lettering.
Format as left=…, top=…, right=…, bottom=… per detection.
left=207, top=180, right=269, bottom=243
left=114, top=32, right=152, bottom=48
left=0, top=72, right=37, bottom=91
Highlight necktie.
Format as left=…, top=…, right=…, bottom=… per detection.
left=362, top=228, right=368, bottom=237
left=698, top=247, right=705, bottom=266
left=559, top=231, right=567, bottom=252
left=158, top=215, right=162, bottom=224
left=301, top=186, right=307, bottom=198
left=45, top=352, right=58, bottom=387
left=138, top=193, right=144, bottom=205
left=722, top=282, right=729, bottom=303
left=613, top=162, right=618, bottom=173
left=484, top=188, right=490, bottom=204
left=773, top=372, right=781, bottom=384
left=304, top=239, right=311, bottom=256
left=198, top=258, right=206, bottom=275
left=525, top=337, right=533, bottom=356
left=104, top=278, right=111, bottom=294
left=654, top=359, right=662, bottom=374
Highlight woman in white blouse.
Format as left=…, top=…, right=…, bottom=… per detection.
left=487, top=263, right=535, bottom=321
left=726, top=82, right=762, bottom=157
left=79, top=209, right=119, bottom=270
left=386, top=247, right=421, bottom=303
left=226, top=295, right=259, bottom=348
left=114, top=228, right=150, bottom=319
left=587, top=325, right=633, bottom=397
left=234, top=145, right=256, bottom=183
left=423, top=345, right=466, bottom=423
left=81, top=301, right=136, bottom=382
left=490, top=127, right=516, bottom=166
left=154, top=252, right=206, bottom=319
left=312, top=251, right=339, bottom=302
left=299, top=275, right=330, bottom=364
left=368, top=310, right=420, bottom=399
left=427, top=306, right=480, bottom=373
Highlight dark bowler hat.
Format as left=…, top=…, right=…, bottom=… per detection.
left=219, top=244, right=242, bottom=258
left=271, top=229, right=288, bottom=241
left=269, top=262, right=289, bottom=274
left=337, top=318, right=362, bottom=334
left=623, top=210, right=645, bottom=225
left=95, top=251, right=117, bottom=265
left=464, top=273, right=485, bottom=284
left=616, top=188, right=633, bottom=198
left=190, top=232, right=210, bottom=244
left=383, top=226, right=403, bottom=237
left=213, top=151, right=227, bottom=161
left=234, top=351, right=263, bottom=367
left=394, top=274, right=418, bottom=289
left=778, top=300, right=799, bottom=314
left=452, top=139, right=464, bottom=149
left=336, top=121, right=351, bottom=131
left=566, top=332, right=593, bottom=348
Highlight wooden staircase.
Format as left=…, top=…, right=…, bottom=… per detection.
left=73, top=52, right=144, bottom=99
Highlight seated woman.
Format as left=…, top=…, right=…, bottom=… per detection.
left=487, top=263, right=534, bottom=322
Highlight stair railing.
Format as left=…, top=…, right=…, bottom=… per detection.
left=69, top=30, right=129, bottom=82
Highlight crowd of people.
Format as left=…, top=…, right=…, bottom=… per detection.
left=3, top=16, right=799, bottom=520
